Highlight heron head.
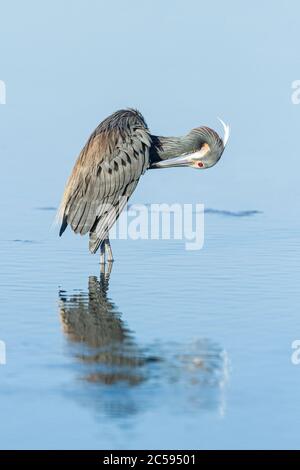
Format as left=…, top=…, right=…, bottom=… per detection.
left=153, top=119, right=230, bottom=169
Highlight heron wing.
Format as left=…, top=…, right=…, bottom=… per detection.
left=58, top=109, right=151, bottom=252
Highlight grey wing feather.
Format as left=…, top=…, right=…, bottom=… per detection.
left=58, top=109, right=151, bottom=251
left=89, top=179, right=139, bottom=253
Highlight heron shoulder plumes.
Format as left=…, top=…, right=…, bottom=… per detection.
left=58, top=108, right=229, bottom=262
left=58, top=109, right=151, bottom=256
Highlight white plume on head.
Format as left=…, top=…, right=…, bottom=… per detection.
left=217, top=117, right=230, bottom=146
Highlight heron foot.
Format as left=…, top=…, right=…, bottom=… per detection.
left=100, top=259, right=113, bottom=276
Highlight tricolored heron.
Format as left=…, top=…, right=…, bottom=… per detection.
left=58, top=109, right=229, bottom=263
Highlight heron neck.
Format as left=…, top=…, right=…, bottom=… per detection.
left=150, top=135, right=191, bottom=162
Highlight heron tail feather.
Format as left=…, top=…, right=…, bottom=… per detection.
left=59, top=216, right=68, bottom=237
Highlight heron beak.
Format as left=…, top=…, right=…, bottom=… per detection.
left=152, top=155, right=190, bottom=168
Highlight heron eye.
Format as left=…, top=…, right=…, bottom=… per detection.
left=197, top=162, right=204, bottom=168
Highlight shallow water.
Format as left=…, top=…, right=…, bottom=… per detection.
left=0, top=206, right=299, bottom=450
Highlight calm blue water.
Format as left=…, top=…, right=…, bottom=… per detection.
left=0, top=206, right=299, bottom=449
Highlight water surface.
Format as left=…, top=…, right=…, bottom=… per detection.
left=0, top=207, right=299, bottom=449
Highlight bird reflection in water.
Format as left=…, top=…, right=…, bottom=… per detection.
left=59, top=267, right=229, bottom=417
left=59, top=266, right=151, bottom=386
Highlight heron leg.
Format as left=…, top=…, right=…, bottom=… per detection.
left=104, top=238, right=114, bottom=263
left=100, top=256, right=113, bottom=277
left=100, top=241, right=106, bottom=265
left=105, top=258, right=113, bottom=277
